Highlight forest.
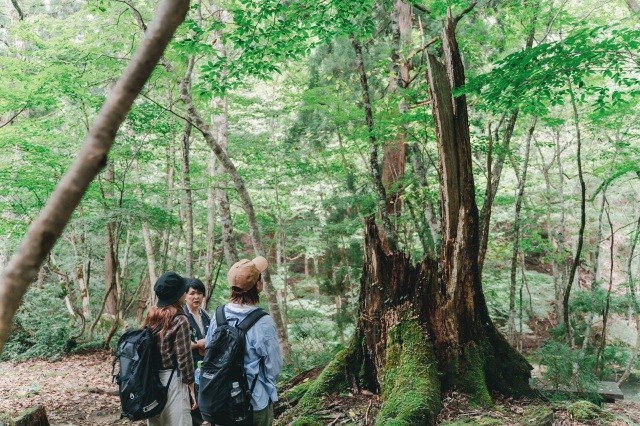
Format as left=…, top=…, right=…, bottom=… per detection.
left=1, top=0, right=640, bottom=424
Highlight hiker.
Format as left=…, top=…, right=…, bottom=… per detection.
left=204, top=256, right=283, bottom=426
left=184, top=278, right=210, bottom=426
left=144, top=272, right=197, bottom=425
left=184, top=278, right=210, bottom=364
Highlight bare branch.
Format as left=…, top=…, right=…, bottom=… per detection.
left=453, top=1, right=478, bottom=25
left=0, top=106, right=27, bottom=130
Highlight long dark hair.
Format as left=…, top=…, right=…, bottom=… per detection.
left=143, top=301, right=183, bottom=337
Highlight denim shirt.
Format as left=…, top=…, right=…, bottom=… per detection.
left=204, top=303, right=283, bottom=411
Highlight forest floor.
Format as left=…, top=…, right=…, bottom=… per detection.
left=0, top=350, right=639, bottom=425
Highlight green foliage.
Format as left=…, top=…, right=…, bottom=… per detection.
left=536, top=342, right=599, bottom=400
left=463, top=24, right=640, bottom=115
left=566, top=400, right=614, bottom=421
left=2, top=286, right=74, bottom=361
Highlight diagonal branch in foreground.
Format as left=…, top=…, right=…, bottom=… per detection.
left=0, top=0, right=191, bottom=354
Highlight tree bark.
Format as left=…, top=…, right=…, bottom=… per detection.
left=0, top=0, right=190, bottom=354
left=103, top=163, right=119, bottom=316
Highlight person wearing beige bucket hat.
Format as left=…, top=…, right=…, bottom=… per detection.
left=203, top=256, right=283, bottom=426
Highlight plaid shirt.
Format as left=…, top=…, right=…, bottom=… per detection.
left=157, top=314, right=194, bottom=384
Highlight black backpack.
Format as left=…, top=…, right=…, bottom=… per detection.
left=198, top=306, right=268, bottom=425
left=112, top=324, right=175, bottom=420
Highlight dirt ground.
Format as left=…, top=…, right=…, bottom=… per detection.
left=0, top=351, right=639, bottom=425
left=0, top=351, right=139, bottom=425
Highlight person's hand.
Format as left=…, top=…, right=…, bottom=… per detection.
left=197, top=339, right=206, bottom=356
left=189, top=383, right=198, bottom=410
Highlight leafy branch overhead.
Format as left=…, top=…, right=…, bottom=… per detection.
left=462, top=25, right=640, bottom=115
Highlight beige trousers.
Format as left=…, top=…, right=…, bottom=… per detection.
left=147, top=369, right=191, bottom=426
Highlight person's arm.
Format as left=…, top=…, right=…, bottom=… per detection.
left=175, top=316, right=195, bottom=384
left=256, top=318, right=283, bottom=380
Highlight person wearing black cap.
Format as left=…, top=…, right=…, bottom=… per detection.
left=144, top=272, right=197, bottom=426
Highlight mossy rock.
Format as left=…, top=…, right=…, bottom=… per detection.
left=522, top=406, right=554, bottom=425
left=567, top=400, right=614, bottom=421
left=439, top=416, right=503, bottom=426
left=376, top=316, right=440, bottom=425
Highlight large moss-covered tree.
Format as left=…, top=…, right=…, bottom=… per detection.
left=286, top=7, right=533, bottom=424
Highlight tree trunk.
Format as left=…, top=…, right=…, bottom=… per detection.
left=351, top=35, right=395, bottom=249
left=381, top=0, right=411, bottom=216
left=291, top=12, right=532, bottom=424
left=132, top=159, right=158, bottom=303
left=0, top=0, right=190, bottom=354
left=478, top=8, right=537, bottom=275
left=204, top=149, right=218, bottom=291
left=508, top=118, right=536, bottom=344
left=563, top=83, right=587, bottom=343
left=618, top=208, right=640, bottom=385
left=210, top=10, right=238, bottom=268
left=103, top=163, right=119, bottom=316
left=181, top=118, right=194, bottom=277
left=160, top=122, right=177, bottom=274
left=182, top=82, right=292, bottom=361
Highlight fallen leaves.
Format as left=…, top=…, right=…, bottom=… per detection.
left=0, top=351, right=143, bottom=425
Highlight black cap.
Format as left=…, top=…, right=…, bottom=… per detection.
left=154, top=272, right=188, bottom=307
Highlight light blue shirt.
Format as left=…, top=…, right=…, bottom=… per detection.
left=204, top=303, right=283, bottom=411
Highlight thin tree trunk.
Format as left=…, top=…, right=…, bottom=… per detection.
left=181, top=117, right=194, bottom=277
left=0, top=0, right=190, bottom=354
left=10, top=0, right=24, bottom=20
left=161, top=114, right=177, bottom=273
left=478, top=8, right=537, bottom=275
left=70, top=230, right=91, bottom=319
left=582, top=192, right=607, bottom=352
left=350, top=35, right=396, bottom=250
left=381, top=0, right=411, bottom=217
left=408, top=144, right=437, bottom=253
left=618, top=209, right=640, bottom=385
left=204, top=150, right=217, bottom=291
left=595, top=197, right=614, bottom=376
left=563, top=84, right=587, bottom=344
left=210, top=8, right=238, bottom=268
left=132, top=159, right=158, bottom=303
left=183, top=86, right=292, bottom=361
left=627, top=0, right=640, bottom=13
left=103, top=163, right=119, bottom=316
left=508, top=118, right=537, bottom=344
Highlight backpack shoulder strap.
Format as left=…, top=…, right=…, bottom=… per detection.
left=236, top=308, right=268, bottom=333
left=215, top=305, right=227, bottom=326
